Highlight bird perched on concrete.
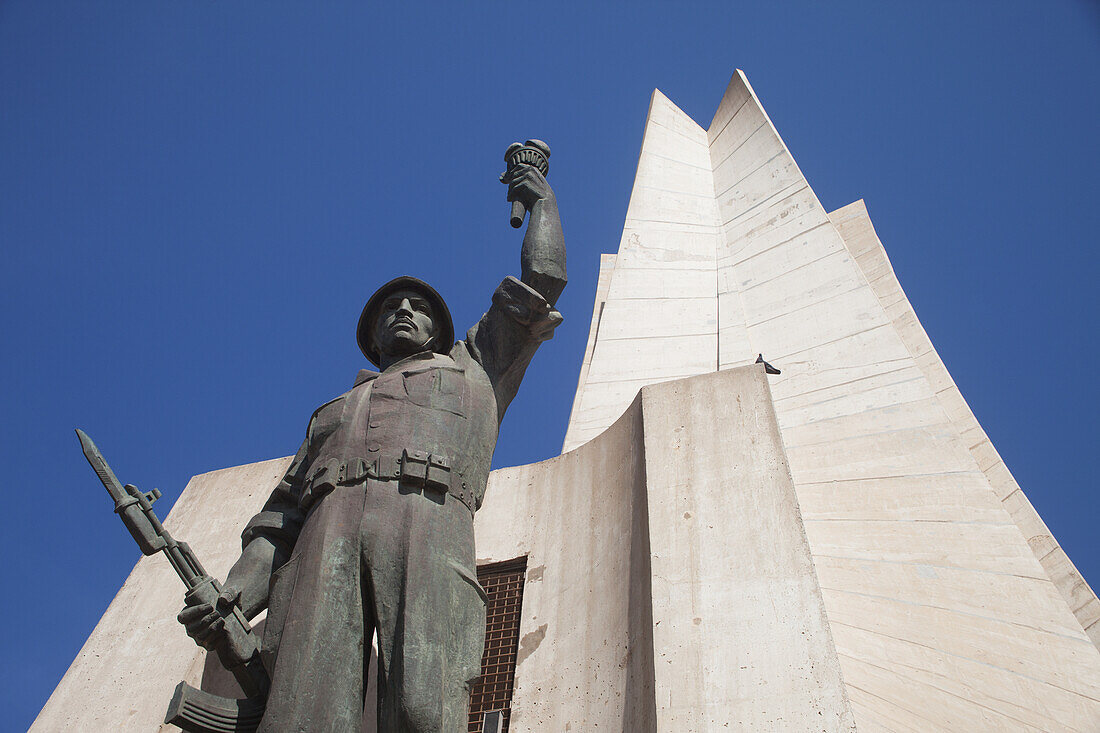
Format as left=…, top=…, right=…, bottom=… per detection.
left=756, top=353, right=781, bottom=375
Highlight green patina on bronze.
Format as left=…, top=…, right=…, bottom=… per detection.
left=177, top=150, right=566, bottom=732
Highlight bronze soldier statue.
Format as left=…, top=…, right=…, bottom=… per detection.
left=178, top=160, right=565, bottom=731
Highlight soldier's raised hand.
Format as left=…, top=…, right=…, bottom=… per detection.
left=506, top=164, right=554, bottom=210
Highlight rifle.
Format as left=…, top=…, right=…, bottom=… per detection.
left=76, top=429, right=268, bottom=733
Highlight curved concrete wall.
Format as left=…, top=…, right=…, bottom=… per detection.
left=476, top=376, right=657, bottom=730
left=480, top=366, right=854, bottom=731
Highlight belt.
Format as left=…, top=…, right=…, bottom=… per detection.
left=299, top=451, right=474, bottom=515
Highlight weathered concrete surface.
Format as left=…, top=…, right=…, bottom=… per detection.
left=476, top=377, right=657, bottom=731
left=562, top=90, right=721, bottom=451
left=707, top=71, right=1100, bottom=729
left=638, top=368, right=855, bottom=731
left=562, top=252, right=616, bottom=452
left=562, top=69, right=1100, bottom=730
left=829, top=198, right=1100, bottom=647
left=32, top=457, right=291, bottom=732
left=478, top=366, right=854, bottom=731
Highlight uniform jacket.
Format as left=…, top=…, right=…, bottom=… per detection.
left=240, top=275, right=559, bottom=555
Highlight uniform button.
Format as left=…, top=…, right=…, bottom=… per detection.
left=368, top=443, right=380, bottom=452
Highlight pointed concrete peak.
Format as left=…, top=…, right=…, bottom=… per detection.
left=648, top=86, right=702, bottom=127
left=636, top=85, right=708, bottom=152
left=651, top=87, right=683, bottom=110
left=633, top=84, right=708, bottom=167
left=828, top=198, right=870, bottom=223
left=707, top=67, right=801, bottom=173
left=643, top=88, right=666, bottom=123
left=707, top=69, right=753, bottom=137
left=645, top=87, right=669, bottom=117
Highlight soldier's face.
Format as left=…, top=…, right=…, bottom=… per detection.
left=374, top=289, right=438, bottom=359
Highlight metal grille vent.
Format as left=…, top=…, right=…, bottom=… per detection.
left=467, top=556, right=527, bottom=732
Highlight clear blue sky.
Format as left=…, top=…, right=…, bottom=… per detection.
left=2, top=2, right=1097, bottom=728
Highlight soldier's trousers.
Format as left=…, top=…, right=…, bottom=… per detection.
left=257, top=479, right=487, bottom=732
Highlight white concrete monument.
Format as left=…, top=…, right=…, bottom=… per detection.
left=35, top=70, right=1100, bottom=731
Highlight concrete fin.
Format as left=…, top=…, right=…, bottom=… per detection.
left=562, top=88, right=720, bottom=452
left=561, top=254, right=616, bottom=452
left=829, top=198, right=1100, bottom=649
left=699, top=79, right=1100, bottom=724
left=639, top=368, right=856, bottom=730
left=562, top=68, right=1100, bottom=729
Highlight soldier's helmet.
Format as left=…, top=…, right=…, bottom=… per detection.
left=357, top=276, right=455, bottom=368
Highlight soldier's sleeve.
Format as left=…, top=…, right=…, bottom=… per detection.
left=240, top=436, right=310, bottom=555
left=464, top=275, right=563, bottom=422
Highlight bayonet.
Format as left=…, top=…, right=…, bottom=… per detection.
left=78, top=429, right=166, bottom=555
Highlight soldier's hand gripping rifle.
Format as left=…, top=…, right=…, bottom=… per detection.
left=76, top=429, right=269, bottom=733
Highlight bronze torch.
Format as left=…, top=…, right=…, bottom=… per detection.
left=502, top=139, right=551, bottom=228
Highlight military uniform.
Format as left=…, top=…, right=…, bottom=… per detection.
left=241, top=275, right=558, bottom=732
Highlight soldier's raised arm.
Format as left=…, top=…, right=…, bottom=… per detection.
left=463, top=162, right=567, bottom=422
left=509, top=164, right=567, bottom=306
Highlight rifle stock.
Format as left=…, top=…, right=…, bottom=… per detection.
left=166, top=683, right=266, bottom=733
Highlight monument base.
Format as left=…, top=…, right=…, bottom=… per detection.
left=35, top=365, right=857, bottom=731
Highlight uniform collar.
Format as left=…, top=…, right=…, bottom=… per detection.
left=353, top=368, right=379, bottom=387
left=356, top=350, right=442, bottom=387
